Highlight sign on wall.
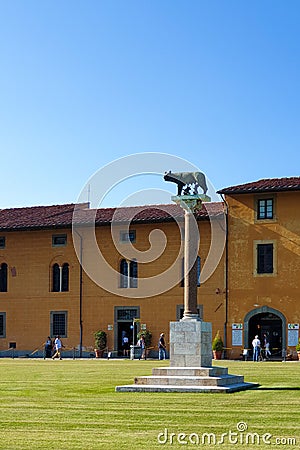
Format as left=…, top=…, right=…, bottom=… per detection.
left=232, top=323, right=243, bottom=346
left=288, top=323, right=299, bottom=347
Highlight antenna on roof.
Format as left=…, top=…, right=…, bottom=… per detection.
left=87, top=184, right=91, bottom=205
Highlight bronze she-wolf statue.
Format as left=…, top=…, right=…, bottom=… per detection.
left=164, top=171, right=208, bottom=196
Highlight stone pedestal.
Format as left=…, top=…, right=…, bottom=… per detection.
left=170, top=321, right=212, bottom=367
left=116, top=366, right=259, bottom=393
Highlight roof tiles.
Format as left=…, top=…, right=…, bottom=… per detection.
left=0, top=202, right=223, bottom=231
left=218, top=177, right=300, bottom=195
left=1, top=176, right=297, bottom=230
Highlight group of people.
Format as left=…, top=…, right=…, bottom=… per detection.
left=137, top=332, right=168, bottom=360
left=122, top=332, right=168, bottom=360
left=44, top=336, right=64, bottom=360
left=46, top=332, right=272, bottom=362
left=252, top=333, right=271, bottom=361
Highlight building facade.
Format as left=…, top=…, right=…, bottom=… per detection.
left=0, top=176, right=299, bottom=359
left=0, top=202, right=225, bottom=357
left=219, top=177, right=300, bottom=359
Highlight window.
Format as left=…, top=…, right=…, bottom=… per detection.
left=120, top=230, right=136, bottom=243
left=120, top=259, right=128, bottom=288
left=61, top=263, right=69, bottom=291
left=257, top=198, right=273, bottom=220
left=129, top=259, right=138, bottom=288
left=0, top=263, right=8, bottom=292
left=50, top=311, right=67, bottom=337
left=0, top=237, right=5, bottom=249
left=0, top=312, right=6, bottom=337
left=52, top=263, right=69, bottom=292
left=52, top=264, right=60, bottom=292
left=181, top=256, right=201, bottom=287
left=119, top=259, right=138, bottom=288
left=117, top=308, right=138, bottom=321
left=257, top=243, right=273, bottom=274
left=52, top=234, right=67, bottom=247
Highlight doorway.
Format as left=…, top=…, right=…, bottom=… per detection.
left=245, top=307, right=286, bottom=359
left=114, top=307, right=140, bottom=355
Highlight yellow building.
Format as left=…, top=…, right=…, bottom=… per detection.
left=0, top=176, right=299, bottom=359
left=0, top=201, right=225, bottom=357
left=218, top=176, right=300, bottom=359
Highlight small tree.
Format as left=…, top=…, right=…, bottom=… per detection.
left=94, top=330, right=107, bottom=350
left=212, top=330, right=224, bottom=352
left=296, top=338, right=300, bottom=352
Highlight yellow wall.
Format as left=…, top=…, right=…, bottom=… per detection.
left=226, top=191, right=300, bottom=357
left=0, top=218, right=225, bottom=355
left=3, top=191, right=298, bottom=359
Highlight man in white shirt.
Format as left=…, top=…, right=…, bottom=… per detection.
left=252, top=335, right=261, bottom=362
left=52, top=336, right=63, bottom=360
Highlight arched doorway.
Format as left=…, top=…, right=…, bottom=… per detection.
left=244, top=307, right=286, bottom=359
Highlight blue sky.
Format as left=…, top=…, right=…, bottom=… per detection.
left=0, top=1, right=299, bottom=208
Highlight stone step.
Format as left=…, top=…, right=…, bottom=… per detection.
left=116, top=382, right=259, bottom=394
left=152, top=366, right=228, bottom=377
left=134, top=374, right=244, bottom=387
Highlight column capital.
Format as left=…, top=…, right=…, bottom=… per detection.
left=171, top=194, right=211, bottom=213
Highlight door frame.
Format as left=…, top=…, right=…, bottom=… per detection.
left=244, top=306, right=286, bottom=351
left=114, top=306, right=140, bottom=352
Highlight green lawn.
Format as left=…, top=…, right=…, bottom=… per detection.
left=0, top=358, right=299, bottom=449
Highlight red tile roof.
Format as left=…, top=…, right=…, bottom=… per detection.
left=0, top=201, right=224, bottom=231
left=218, top=177, right=300, bottom=195
left=0, top=203, right=80, bottom=231
left=1, top=176, right=297, bottom=230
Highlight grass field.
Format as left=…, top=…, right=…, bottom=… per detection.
left=0, top=358, right=299, bottom=449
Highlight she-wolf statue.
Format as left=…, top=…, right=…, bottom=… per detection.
left=164, top=171, right=208, bottom=196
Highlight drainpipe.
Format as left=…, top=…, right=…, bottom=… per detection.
left=74, top=228, right=83, bottom=358
left=220, top=194, right=229, bottom=353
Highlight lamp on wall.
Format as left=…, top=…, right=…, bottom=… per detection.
left=215, top=288, right=225, bottom=295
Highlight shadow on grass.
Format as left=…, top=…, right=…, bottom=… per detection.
left=258, top=387, right=300, bottom=391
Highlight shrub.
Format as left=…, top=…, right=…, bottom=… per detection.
left=212, top=330, right=224, bottom=351
left=94, top=330, right=107, bottom=350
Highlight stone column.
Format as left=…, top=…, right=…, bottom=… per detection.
left=170, top=194, right=212, bottom=367
left=172, top=195, right=206, bottom=321
left=183, top=205, right=200, bottom=320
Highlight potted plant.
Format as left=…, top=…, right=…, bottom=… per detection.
left=296, top=338, right=300, bottom=361
left=212, top=330, right=223, bottom=360
left=94, top=330, right=107, bottom=358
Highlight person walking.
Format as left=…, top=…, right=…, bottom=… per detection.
left=158, top=333, right=167, bottom=360
left=263, top=333, right=271, bottom=359
left=122, top=333, right=130, bottom=357
left=252, top=335, right=261, bottom=362
left=52, top=335, right=64, bottom=360
left=137, top=334, right=146, bottom=360
left=44, top=336, right=53, bottom=359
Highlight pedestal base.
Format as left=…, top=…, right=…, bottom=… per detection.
left=170, top=321, right=212, bottom=367
left=116, top=321, right=259, bottom=394
left=116, top=366, right=259, bottom=393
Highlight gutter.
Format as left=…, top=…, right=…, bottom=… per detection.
left=220, top=194, right=229, bottom=353
left=73, top=228, right=83, bottom=358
